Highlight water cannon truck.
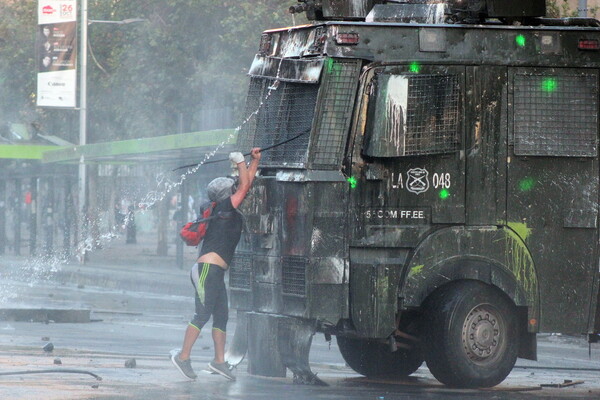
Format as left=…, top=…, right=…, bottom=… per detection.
left=227, top=0, right=600, bottom=388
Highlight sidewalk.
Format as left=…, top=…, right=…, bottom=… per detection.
left=2, top=229, right=196, bottom=293
left=83, top=228, right=198, bottom=293
left=0, top=230, right=198, bottom=321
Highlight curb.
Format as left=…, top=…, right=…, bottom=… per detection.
left=0, top=308, right=91, bottom=323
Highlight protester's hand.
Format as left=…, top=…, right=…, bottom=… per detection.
left=250, top=148, right=261, bottom=161
left=229, top=152, right=245, bottom=164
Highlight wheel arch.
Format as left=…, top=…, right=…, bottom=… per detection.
left=399, top=226, right=540, bottom=333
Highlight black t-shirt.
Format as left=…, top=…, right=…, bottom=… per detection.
left=199, top=197, right=243, bottom=266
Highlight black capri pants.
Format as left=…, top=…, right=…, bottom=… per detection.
left=189, top=262, right=228, bottom=332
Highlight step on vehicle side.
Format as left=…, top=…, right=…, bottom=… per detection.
left=226, top=0, right=600, bottom=388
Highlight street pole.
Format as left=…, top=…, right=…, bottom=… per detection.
left=76, top=5, right=145, bottom=262
left=579, top=0, right=588, bottom=17
left=176, top=113, right=185, bottom=269
left=78, top=0, right=88, bottom=262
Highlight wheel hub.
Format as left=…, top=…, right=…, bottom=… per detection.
left=462, top=305, right=503, bottom=363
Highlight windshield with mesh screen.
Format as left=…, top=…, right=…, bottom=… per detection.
left=363, top=73, right=460, bottom=157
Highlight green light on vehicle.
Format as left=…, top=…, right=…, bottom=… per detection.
left=326, top=58, right=341, bottom=76
left=326, top=58, right=334, bottom=73
left=515, top=34, right=526, bottom=47
left=519, top=177, right=535, bottom=192
left=409, top=62, right=421, bottom=73
left=347, top=176, right=357, bottom=189
left=439, top=189, right=450, bottom=200
left=541, top=77, right=558, bottom=92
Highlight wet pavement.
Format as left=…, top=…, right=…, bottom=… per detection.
left=1, top=231, right=600, bottom=399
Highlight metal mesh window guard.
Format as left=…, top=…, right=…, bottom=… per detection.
left=514, top=73, right=598, bottom=157
left=238, top=78, right=319, bottom=167
left=364, top=74, right=460, bottom=157
left=282, top=256, right=307, bottom=297
left=311, top=59, right=362, bottom=168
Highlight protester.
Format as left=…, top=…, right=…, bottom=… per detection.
left=125, top=205, right=136, bottom=244
left=171, top=148, right=261, bottom=381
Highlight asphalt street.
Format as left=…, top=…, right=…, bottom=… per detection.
left=1, top=231, right=600, bottom=399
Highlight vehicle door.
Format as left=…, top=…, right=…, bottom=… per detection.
left=350, top=64, right=466, bottom=248
left=346, top=64, right=466, bottom=336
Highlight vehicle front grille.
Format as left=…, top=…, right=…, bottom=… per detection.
left=282, top=256, right=307, bottom=297
left=230, top=253, right=252, bottom=290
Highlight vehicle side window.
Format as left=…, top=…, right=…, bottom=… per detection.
left=513, top=72, right=598, bottom=157
left=363, top=73, right=460, bottom=157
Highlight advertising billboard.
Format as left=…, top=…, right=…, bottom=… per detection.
left=37, top=0, right=77, bottom=108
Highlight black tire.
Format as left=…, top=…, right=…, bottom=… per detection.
left=423, top=280, right=519, bottom=388
left=337, top=336, right=423, bottom=377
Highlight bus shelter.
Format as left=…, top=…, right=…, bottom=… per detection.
left=0, top=129, right=236, bottom=269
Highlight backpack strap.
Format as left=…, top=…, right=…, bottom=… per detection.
left=193, top=201, right=234, bottom=223
left=193, top=211, right=234, bottom=224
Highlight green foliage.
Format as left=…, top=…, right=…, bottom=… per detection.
left=0, top=1, right=597, bottom=144
left=0, top=1, right=45, bottom=136
left=0, top=0, right=299, bottom=143
left=545, top=0, right=580, bottom=18
left=545, top=0, right=561, bottom=17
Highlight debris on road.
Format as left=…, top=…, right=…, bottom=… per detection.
left=541, top=379, right=585, bottom=388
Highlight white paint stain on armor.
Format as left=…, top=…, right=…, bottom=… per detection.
left=348, top=0, right=367, bottom=16
left=311, top=228, right=323, bottom=248
left=384, top=75, right=409, bottom=154
left=425, top=3, right=446, bottom=24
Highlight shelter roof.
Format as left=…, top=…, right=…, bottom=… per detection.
left=0, top=144, right=62, bottom=160
left=41, top=129, right=237, bottom=166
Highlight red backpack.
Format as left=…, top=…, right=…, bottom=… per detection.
left=179, top=202, right=216, bottom=246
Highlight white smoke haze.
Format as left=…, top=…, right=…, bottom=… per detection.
left=0, top=48, right=286, bottom=304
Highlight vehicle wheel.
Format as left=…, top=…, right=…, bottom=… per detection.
left=337, top=335, right=423, bottom=377
left=423, top=280, right=519, bottom=388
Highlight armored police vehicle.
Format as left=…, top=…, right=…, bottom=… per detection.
left=228, top=0, right=600, bottom=388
